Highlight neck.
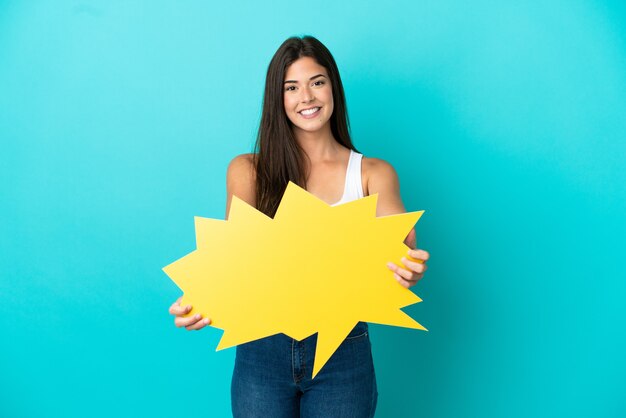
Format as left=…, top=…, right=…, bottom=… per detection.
left=293, top=123, right=341, bottom=162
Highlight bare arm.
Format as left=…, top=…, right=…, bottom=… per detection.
left=365, top=157, right=415, bottom=244
left=365, top=157, right=429, bottom=288
left=169, top=153, right=257, bottom=330
left=225, top=153, right=257, bottom=219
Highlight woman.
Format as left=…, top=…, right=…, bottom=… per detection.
left=169, top=35, right=430, bottom=417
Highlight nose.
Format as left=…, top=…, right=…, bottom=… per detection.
left=300, top=86, right=315, bottom=103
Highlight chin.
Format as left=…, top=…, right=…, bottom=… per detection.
left=292, top=117, right=332, bottom=133
left=296, top=123, right=329, bottom=134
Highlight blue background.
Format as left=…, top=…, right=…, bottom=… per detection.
left=1, top=1, right=625, bottom=417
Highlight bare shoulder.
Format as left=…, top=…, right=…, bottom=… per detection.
left=226, top=153, right=256, bottom=217
left=362, top=156, right=400, bottom=196
left=362, top=156, right=405, bottom=216
left=227, top=153, right=255, bottom=176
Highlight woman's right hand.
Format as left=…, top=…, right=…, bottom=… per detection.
left=169, top=296, right=211, bottom=331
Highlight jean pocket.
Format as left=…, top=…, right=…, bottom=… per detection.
left=345, top=322, right=369, bottom=341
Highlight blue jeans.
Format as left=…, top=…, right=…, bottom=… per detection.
left=231, top=322, right=378, bottom=417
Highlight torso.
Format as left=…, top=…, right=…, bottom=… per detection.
left=226, top=146, right=400, bottom=222
left=233, top=147, right=376, bottom=206
left=304, top=147, right=364, bottom=205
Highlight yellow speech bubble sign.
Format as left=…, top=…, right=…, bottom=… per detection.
left=163, top=181, right=426, bottom=378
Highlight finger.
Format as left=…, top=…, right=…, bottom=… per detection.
left=169, top=297, right=182, bottom=310
left=186, top=317, right=211, bottom=331
left=393, top=272, right=413, bottom=288
left=412, top=272, right=424, bottom=283
left=388, top=261, right=424, bottom=285
left=408, top=249, right=430, bottom=261
left=175, top=313, right=203, bottom=328
left=169, top=302, right=192, bottom=316
left=401, top=257, right=427, bottom=274
left=388, top=262, right=414, bottom=281
left=387, top=261, right=407, bottom=278
left=395, top=271, right=423, bottom=288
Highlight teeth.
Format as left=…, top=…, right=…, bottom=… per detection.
left=300, top=107, right=320, bottom=116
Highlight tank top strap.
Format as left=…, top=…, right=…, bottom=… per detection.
left=331, top=150, right=364, bottom=207
left=344, top=150, right=364, bottom=201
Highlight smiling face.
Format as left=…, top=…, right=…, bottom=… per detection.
left=283, top=56, right=334, bottom=136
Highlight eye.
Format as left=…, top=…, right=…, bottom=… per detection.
left=285, top=85, right=296, bottom=92
left=313, top=80, right=325, bottom=87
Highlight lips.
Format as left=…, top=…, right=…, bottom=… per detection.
left=298, top=106, right=321, bottom=118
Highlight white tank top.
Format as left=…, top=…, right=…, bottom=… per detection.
left=331, top=149, right=364, bottom=206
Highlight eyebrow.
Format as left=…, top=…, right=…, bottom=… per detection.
left=284, top=74, right=327, bottom=84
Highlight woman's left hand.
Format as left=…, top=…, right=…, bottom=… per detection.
left=386, top=249, right=430, bottom=289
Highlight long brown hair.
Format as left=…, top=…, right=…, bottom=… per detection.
left=253, top=35, right=358, bottom=218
